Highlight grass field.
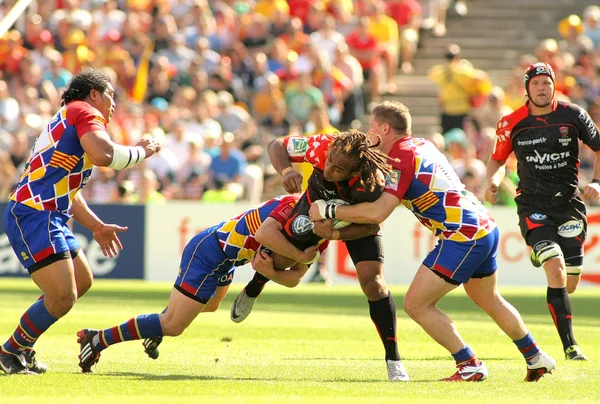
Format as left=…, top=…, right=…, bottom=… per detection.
left=0, top=278, right=599, bottom=403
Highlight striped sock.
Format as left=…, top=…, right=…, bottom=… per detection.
left=513, top=332, right=540, bottom=362
left=93, top=314, right=163, bottom=353
left=0, top=299, right=57, bottom=356
left=452, top=346, right=476, bottom=365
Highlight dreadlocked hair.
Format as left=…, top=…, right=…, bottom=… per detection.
left=61, top=67, right=110, bottom=106
left=330, top=130, right=392, bottom=192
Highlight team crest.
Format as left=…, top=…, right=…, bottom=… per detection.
left=560, top=127, right=569, bottom=136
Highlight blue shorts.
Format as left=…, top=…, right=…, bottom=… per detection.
left=174, top=224, right=235, bottom=304
left=423, top=227, right=499, bottom=285
left=4, top=201, right=80, bottom=274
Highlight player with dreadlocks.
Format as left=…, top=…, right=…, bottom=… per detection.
left=218, top=128, right=410, bottom=382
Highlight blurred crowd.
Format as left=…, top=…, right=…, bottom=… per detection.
left=0, top=0, right=597, bottom=207
left=426, top=4, right=600, bottom=206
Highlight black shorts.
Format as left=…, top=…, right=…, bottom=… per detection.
left=516, top=195, right=587, bottom=266
left=345, top=234, right=384, bottom=264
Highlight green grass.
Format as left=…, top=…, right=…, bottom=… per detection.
left=0, top=278, right=599, bottom=403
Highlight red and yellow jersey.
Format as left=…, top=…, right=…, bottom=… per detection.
left=385, top=136, right=496, bottom=241
left=10, top=101, right=106, bottom=213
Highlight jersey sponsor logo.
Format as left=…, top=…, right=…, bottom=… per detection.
left=557, top=220, right=583, bottom=238
left=529, top=213, right=547, bottom=221
left=525, top=150, right=570, bottom=170
left=218, top=272, right=233, bottom=283
left=517, top=137, right=546, bottom=146
left=496, top=130, right=510, bottom=143
left=291, top=215, right=313, bottom=236
left=384, top=170, right=400, bottom=191
left=578, top=109, right=598, bottom=138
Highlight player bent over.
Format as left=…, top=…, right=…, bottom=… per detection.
left=311, top=101, right=557, bottom=382
left=76, top=195, right=337, bottom=373
left=231, top=131, right=409, bottom=381
left=0, top=68, right=160, bottom=375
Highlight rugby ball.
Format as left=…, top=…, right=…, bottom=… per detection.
left=326, top=199, right=352, bottom=230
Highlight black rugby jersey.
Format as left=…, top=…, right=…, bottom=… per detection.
left=492, top=99, right=600, bottom=198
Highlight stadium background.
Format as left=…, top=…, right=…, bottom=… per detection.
left=1, top=0, right=600, bottom=287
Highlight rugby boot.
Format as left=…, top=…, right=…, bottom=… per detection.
left=0, top=352, right=35, bottom=375
left=230, top=288, right=257, bottom=323
left=386, top=359, right=409, bottom=381
left=525, top=351, right=556, bottom=382
left=143, top=337, right=163, bottom=360
left=565, top=345, right=587, bottom=360
left=22, top=349, right=47, bottom=374
left=77, top=329, right=101, bottom=373
left=441, top=358, right=488, bottom=382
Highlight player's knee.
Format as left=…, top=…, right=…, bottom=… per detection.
left=46, top=290, right=77, bottom=318
left=356, top=263, right=387, bottom=300
left=402, top=297, right=423, bottom=321
left=566, top=272, right=581, bottom=294
left=533, top=241, right=563, bottom=266
left=76, top=276, right=93, bottom=298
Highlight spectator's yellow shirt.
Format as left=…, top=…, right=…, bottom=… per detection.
left=255, top=0, right=290, bottom=18
left=325, top=0, right=353, bottom=15
left=428, top=64, right=475, bottom=116
left=368, top=15, right=399, bottom=44
left=295, top=126, right=339, bottom=191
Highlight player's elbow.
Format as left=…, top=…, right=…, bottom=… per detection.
left=86, top=149, right=113, bottom=167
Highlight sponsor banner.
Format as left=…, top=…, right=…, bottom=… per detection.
left=145, top=202, right=255, bottom=282
left=0, top=202, right=145, bottom=279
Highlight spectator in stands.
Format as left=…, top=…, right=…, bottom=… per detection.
left=208, top=131, right=247, bottom=200
left=429, top=44, right=476, bottom=135
left=285, top=72, right=324, bottom=128
left=386, top=0, right=422, bottom=75
left=582, top=6, right=600, bottom=49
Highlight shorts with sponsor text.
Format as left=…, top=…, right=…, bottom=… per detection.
left=424, top=227, right=499, bottom=285
left=174, top=223, right=235, bottom=304
left=516, top=194, right=587, bottom=266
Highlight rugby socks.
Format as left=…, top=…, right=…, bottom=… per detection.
left=547, top=287, right=577, bottom=350
left=452, top=346, right=476, bottom=364
left=93, top=314, right=163, bottom=352
left=0, top=299, right=57, bottom=356
left=368, top=291, right=401, bottom=361
left=513, top=332, right=540, bottom=362
left=245, top=272, right=270, bottom=298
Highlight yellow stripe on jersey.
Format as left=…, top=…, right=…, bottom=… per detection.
left=412, top=190, right=439, bottom=212
left=49, top=151, right=80, bottom=171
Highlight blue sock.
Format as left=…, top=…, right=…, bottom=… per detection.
left=452, top=346, right=476, bottom=364
left=513, top=332, right=540, bottom=362
left=0, top=299, right=57, bottom=356
left=94, top=313, right=163, bottom=352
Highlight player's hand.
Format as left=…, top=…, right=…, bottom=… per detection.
left=252, top=248, right=275, bottom=276
left=297, top=245, right=320, bottom=265
left=92, top=223, right=128, bottom=258
left=583, top=183, right=600, bottom=203
left=282, top=170, right=302, bottom=194
left=309, top=200, right=326, bottom=221
left=136, top=138, right=162, bottom=158
left=485, top=183, right=499, bottom=204
left=312, top=219, right=335, bottom=239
